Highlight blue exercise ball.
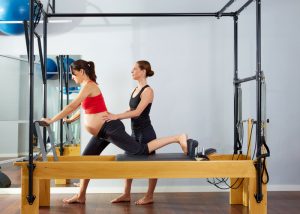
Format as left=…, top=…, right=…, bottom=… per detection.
left=46, top=58, right=58, bottom=79
left=63, top=87, right=80, bottom=95
left=0, top=0, right=29, bottom=35
left=70, top=86, right=81, bottom=93
left=63, top=87, right=72, bottom=95
left=63, top=57, right=75, bottom=79
left=63, top=87, right=70, bottom=95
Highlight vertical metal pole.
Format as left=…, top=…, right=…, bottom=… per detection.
left=23, top=21, right=30, bottom=60
left=27, top=0, right=36, bottom=205
left=233, top=15, right=240, bottom=154
left=255, top=0, right=263, bottom=203
left=43, top=14, right=48, bottom=149
left=56, top=56, right=63, bottom=155
left=60, top=56, right=64, bottom=155
left=52, top=0, right=56, bottom=13
left=66, top=56, right=70, bottom=105
left=34, top=33, right=47, bottom=149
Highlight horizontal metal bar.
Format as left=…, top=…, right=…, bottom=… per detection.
left=48, top=12, right=235, bottom=18
left=0, top=55, right=40, bottom=64
left=236, top=0, right=254, bottom=16
left=217, top=0, right=235, bottom=18
left=234, top=75, right=256, bottom=84
left=0, top=20, right=72, bottom=24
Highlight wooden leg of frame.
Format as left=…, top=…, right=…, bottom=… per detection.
left=229, top=178, right=243, bottom=205
left=243, top=178, right=249, bottom=206
left=39, top=179, right=50, bottom=206
left=248, top=177, right=267, bottom=214
left=21, top=167, right=39, bottom=214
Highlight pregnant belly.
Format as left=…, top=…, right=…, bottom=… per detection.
left=84, top=112, right=107, bottom=136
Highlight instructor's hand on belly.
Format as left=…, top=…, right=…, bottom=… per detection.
left=101, top=113, right=118, bottom=122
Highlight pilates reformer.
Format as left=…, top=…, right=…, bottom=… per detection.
left=15, top=151, right=264, bottom=214
left=15, top=119, right=267, bottom=214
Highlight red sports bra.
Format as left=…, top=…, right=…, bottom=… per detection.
left=82, top=93, right=107, bottom=114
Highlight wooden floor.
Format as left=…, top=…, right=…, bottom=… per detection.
left=0, top=192, right=299, bottom=214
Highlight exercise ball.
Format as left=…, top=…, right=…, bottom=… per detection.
left=70, top=86, right=80, bottom=93
left=46, top=58, right=58, bottom=79
left=63, top=87, right=72, bottom=95
left=0, top=0, right=29, bottom=35
left=63, top=86, right=80, bottom=95
left=63, top=57, right=75, bottom=79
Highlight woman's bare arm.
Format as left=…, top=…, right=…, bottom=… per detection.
left=43, top=84, right=92, bottom=124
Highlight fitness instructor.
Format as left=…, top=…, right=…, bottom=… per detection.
left=108, top=60, right=158, bottom=205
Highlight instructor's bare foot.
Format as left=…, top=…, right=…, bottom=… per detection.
left=111, top=194, right=131, bottom=203
left=135, top=195, right=154, bottom=205
left=179, top=134, right=188, bottom=154
left=63, top=194, right=85, bottom=204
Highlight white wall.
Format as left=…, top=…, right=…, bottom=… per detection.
left=0, top=0, right=299, bottom=191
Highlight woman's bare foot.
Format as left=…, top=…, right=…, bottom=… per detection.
left=135, top=195, right=154, bottom=205
left=110, top=194, right=131, bottom=203
left=63, top=194, right=85, bottom=204
left=178, top=134, right=188, bottom=154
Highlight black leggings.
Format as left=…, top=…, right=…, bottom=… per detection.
left=131, top=124, right=156, bottom=154
left=132, top=124, right=156, bottom=145
left=82, top=120, right=150, bottom=156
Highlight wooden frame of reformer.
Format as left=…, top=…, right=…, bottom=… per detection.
left=15, top=153, right=267, bottom=214
left=18, top=0, right=268, bottom=213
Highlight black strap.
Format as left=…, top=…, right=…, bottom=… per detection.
left=130, top=87, right=137, bottom=98
left=131, top=85, right=150, bottom=98
left=257, top=136, right=270, bottom=159
left=261, top=157, right=269, bottom=184
left=139, top=85, right=150, bottom=95
left=262, top=136, right=270, bottom=157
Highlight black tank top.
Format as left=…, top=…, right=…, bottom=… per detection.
left=129, top=85, right=152, bottom=129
